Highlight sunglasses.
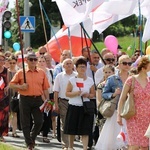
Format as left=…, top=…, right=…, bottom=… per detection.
left=40, top=52, right=45, bottom=55
left=121, top=62, right=132, bottom=66
left=105, top=58, right=115, bottom=62
left=28, top=58, right=38, bottom=62
left=10, top=62, right=16, bottom=64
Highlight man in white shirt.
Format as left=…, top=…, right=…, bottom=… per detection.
left=53, top=58, right=77, bottom=150
left=95, top=52, right=116, bottom=85
left=86, top=50, right=104, bottom=80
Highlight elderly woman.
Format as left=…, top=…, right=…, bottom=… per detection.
left=64, top=58, right=95, bottom=150
left=95, top=55, right=132, bottom=150
left=117, top=56, right=150, bottom=150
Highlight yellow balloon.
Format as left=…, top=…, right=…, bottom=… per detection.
left=146, top=46, right=150, bottom=55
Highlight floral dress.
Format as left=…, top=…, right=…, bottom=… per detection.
left=126, top=76, right=150, bottom=147
left=0, top=67, right=9, bottom=137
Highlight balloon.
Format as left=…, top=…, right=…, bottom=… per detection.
left=146, top=46, right=150, bottom=55
left=13, top=42, right=20, bottom=51
left=104, top=35, right=118, bottom=55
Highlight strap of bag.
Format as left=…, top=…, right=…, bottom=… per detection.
left=49, top=69, right=54, bottom=85
left=129, top=76, right=135, bottom=93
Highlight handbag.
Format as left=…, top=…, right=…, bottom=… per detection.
left=10, top=92, right=19, bottom=113
left=120, top=76, right=136, bottom=120
left=81, top=96, right=95, bottom=115
left=98, top=96, right=118, bottom=118
left=98, top=76, right=119, bottom=118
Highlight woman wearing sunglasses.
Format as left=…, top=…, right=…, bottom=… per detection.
left=7, top=55, right=20, bottom=138
left=95, top=55, right=131, bottom=150
left=118, top=56, right=150, bottom=150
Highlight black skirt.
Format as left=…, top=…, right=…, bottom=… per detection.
left=64, top=104, right=94, bottom=135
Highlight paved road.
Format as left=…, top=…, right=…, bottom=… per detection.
left=4, top=130, right=83, bottom=150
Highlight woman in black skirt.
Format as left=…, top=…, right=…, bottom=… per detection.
left=64, top=58, right=95, bottom=150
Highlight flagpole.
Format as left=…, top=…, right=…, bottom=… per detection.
left=80, top=23, right=106, bottom=65
left=67, top=27, right=72, bottom=58
left=38, top=0, right=48, bottom=50
left=138, top=0, right=142, bottom=56
left=16, top=0, right=26, bottom=83
left=39, top=0, right=62, bottom=53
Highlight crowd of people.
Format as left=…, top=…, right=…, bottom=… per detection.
left=0, top=45, right=149, bottom=150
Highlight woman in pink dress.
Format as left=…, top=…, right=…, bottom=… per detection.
left=117, top=56, right=150, bottom=150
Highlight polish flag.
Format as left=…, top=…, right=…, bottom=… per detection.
left=117, top=127, right=127, bottom=144
left=17, top=54, right=27, bottom=63
left=76, top=78, right=84, bottom=88
left=39, top=100, right=48, bottom=112
left=0, top=77, right=5, bottom=90
left=46, top=18, right=92, bottom=62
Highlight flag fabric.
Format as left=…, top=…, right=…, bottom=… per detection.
left=90, top=0, right=136, bottom=33
left=46, top=18, right=92, bottom=62
left=55, top=0, right=104, bottom=27
left=0, top=0, right=9, bottom=13
left=76, top=78, right=84, bottom=88
left=117, top=127, right=128, bottom=145
left=0, top=76, right=5, bottom=90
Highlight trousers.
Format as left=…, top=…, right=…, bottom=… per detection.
left=20, top=95, right=43, bottom=146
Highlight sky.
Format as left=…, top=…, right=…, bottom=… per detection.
left=8, top=0, right=15, bottom=9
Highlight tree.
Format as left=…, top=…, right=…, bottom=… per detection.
left=10, top=0, right=62, bottom=48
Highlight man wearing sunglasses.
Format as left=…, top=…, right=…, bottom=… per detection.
left=95, top=52, right=116, bottom=85
left=9, top=52, right=50, bottom=150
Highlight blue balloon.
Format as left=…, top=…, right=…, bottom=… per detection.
left=13, top=42, right=20, bottom=51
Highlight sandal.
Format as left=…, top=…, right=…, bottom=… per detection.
left=0, top=136, right=5, bottom=142
left=12, top=132, right=20, bottom=138
left=43, top=137, right=50, bottom=143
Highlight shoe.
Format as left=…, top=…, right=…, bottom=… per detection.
left=27, top=144, right=34, bottom=150
left=12, top=132, right=20, bottom=138
left=0, top=136, right=5, bottom=142
left=43, top=137, right=50, bottom=143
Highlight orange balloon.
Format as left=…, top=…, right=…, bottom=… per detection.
left=146, top=46, right=150, bottom=55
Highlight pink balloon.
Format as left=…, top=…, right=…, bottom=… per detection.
left=104, top=35, right=118, bottom=55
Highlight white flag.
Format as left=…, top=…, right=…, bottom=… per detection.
left=56, top=0, right=104, bottom=27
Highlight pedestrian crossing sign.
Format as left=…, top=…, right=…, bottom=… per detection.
left=20, top=16, right=35, bottom=32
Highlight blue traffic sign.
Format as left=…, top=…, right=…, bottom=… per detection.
left=20, top=16, right=35, bottom=32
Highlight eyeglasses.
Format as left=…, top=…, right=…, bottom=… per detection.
left=40, top=52, right=45, bottom=55
left=105, top=58, right=115, bottom=62
left=10, top=62, right=16, bottom=65
left=28, top=58, right=38, bottom=62
left=121, top=62, right=132, bottom=66
left=78, top=66, right=86, bottom=69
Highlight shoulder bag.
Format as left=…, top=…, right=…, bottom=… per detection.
left=81, top=96, right=95, bottom=115
left=98, top=76, right=118, bottom=118
left=10, top=92, right=19, bottom=113
left=120, top=76, right=136, bottom=120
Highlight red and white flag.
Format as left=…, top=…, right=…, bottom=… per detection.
left=76, top=78, right=84, bottom=88
left=55, top=0, right=104, bottom=27
left=46, top=18, right=92, bottom=62
left=0, top=76, right=5, bottom=90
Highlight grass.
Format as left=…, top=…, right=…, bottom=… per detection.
left=0, top=143, right=25, bottom=150
left=92, top=35, right=150, bottom=56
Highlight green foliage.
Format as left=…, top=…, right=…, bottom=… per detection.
left=92, top=36, right=148, bottom=56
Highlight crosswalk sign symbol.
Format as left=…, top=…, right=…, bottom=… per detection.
left=20, top=16, right=35, bottom=32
